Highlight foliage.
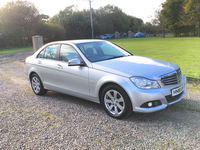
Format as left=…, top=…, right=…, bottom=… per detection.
left=93, top=5, right=144, bottom=34
left=0, top=0, right=40, bottom=47
left=0, top=1, right=145, bottom=48
left=50, top=4, right=144, bottom=39
left=0, top=0, right=65, bottom=48
left=161, top=0, right=185, bottom=37
left=183, top=0, right=200, bottom=36
left=144, top=22, right=158, bottom=35
left=39, top=23, right=66, bottom=43
left=128, top=16, right=144, bottom=33
left=156, top=0, right=200, bottom=37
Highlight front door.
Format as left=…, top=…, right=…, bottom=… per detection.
left=54, top=44, right=89, bottom=97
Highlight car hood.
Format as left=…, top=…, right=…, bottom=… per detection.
left=92, top=55, right=180, bottom=80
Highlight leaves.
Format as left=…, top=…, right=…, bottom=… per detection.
left=0, top=0, right=65, bottom=48
left=160, top=0, right=200, bottom=37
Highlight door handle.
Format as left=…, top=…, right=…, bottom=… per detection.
left=57, top=64, right=63, bottom=69
left=38, top=61, right=42, bottom=64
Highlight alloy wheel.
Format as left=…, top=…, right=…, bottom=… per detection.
left=104, top=90, right=125, bottom=117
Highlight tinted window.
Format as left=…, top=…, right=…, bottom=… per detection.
left=76, top=41, right=131, bottom=62
left=60, top=45, right=79, bottom=62
left=38, top=49, right=45, bottom=58
left=43, top=45, right=58, bottom=60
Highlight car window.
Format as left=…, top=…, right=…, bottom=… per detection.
left=60, top=45, right=79, bottom=62
left=43, top=45, right=58, bottom=60
left=100, top=43, right=122, bottom=55
left=37, top=49, right=45, bottom=58
left=76, top=41, right=131, bottom=62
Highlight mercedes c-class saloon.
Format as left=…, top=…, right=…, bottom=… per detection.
left=24, top=40, right=187, bottom=119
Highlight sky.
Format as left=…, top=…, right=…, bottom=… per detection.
left=0, top=0, right=166, bottom=23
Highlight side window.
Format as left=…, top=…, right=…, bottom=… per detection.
left=37, top=49, right=45, bottom=58
left=60, top=45, right=79, bottom=62
left=43, top=45, right=58, bottom=60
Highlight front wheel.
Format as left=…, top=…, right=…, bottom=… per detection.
left=101, top=84, right=132, bottom=119
left=31, top=73, right=47, bottom=95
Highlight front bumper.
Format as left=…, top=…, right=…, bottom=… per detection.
left=126, top=75, right=187, bottom=113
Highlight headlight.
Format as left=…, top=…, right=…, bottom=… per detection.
left=130, top=77, right=160, bottom=89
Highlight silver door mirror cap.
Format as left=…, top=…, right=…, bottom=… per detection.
left=68, top=58, right=84, bottom=66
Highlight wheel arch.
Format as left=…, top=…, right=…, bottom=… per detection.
left=98, top=82, right=130, bottom=104
left=29, top=71, right=37, bottom=82
left=99, top=82, right=133, bottom=119
left=28, top=66, right=44, bottom=83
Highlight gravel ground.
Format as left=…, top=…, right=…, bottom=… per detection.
left=0, top=51, right=200, bottom=149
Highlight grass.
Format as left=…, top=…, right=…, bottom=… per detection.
left=1, top=37, right=200, bottom=80
left=0, top=46, right=33, bottom=54
left=110, top=37, right=200, bottom=80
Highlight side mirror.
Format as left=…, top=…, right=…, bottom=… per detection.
left=68, top=58, right=84, bottom=66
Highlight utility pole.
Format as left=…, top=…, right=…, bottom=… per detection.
left=198, top=0, right=199, bottom=37
left=89, top=0, right=94, bottom=39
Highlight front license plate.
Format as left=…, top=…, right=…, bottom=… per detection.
left=172, top=85, right=184, bottom=97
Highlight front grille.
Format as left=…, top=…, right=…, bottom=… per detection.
left=160, top=69, right=182, bottom=86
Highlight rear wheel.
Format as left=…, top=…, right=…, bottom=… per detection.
left=31, top=73, right=47, bottom=95
left=101, top=84, right=132, bottom=119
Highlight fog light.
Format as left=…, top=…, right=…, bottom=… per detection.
left=148, top=102, right=153, bottom=107
left=140, top=100, right=162, bottom=108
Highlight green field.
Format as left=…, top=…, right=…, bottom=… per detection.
left=110, top=37, right=200, bottom=80
left=0, top=46, right=33, bottom=54
left=1, top=38, right=200, bottom=80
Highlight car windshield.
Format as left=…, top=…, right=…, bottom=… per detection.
left=76, top=41, right=132, bottom=62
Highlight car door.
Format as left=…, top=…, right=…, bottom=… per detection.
left=35, top=44, right=59, bottom=89
left=54, top=44, right=89, bottom=97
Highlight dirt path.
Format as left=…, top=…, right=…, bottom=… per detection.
left=0, top=50, right=33, bottom=64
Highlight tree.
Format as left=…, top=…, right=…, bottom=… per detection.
left=128, top=16, right=144, bottom=33
left=93, top=5, right=130, bottom=33
left=50, top=4, right=140, bottom=39
left=153, top=9, right=165, bottom=38
left=50, top=5, right=75, bottom=39
left=145, top=22, right=158, bottom=35
left=184, top=0, right=200, bottom=37
left=0, top=0, right=40, bottom=47
left=161, top=0, right=185, bottom=37
left=66, top=11, right=91, bottom=39
left=0, top=0, right=66, bottom=48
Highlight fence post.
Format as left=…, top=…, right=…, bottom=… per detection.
left=115, top=31, right=120, bottom=39
left=128, top=30, right=132, bottom=38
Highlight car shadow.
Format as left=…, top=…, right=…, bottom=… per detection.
left=39, top=91, right=200, bottom=128
left=125, top=98, right=200, bottom=128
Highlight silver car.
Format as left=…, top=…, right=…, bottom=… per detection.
left=24, top=40, right=187, bottom=119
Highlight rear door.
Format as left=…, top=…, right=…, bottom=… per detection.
left=35, top=44, right=59, bottom=89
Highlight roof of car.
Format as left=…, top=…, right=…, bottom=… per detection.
left=48, top=39, right=105, bottom=45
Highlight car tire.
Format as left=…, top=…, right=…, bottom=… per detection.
left=31, top=73, right=47, bottom=95
left=101, top=84, right=132, bottom=119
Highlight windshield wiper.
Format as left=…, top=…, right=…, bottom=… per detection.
left=107, top=55, right=125, bottom=60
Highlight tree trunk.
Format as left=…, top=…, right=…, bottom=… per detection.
left=162, top=29, right=165, bottom=38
